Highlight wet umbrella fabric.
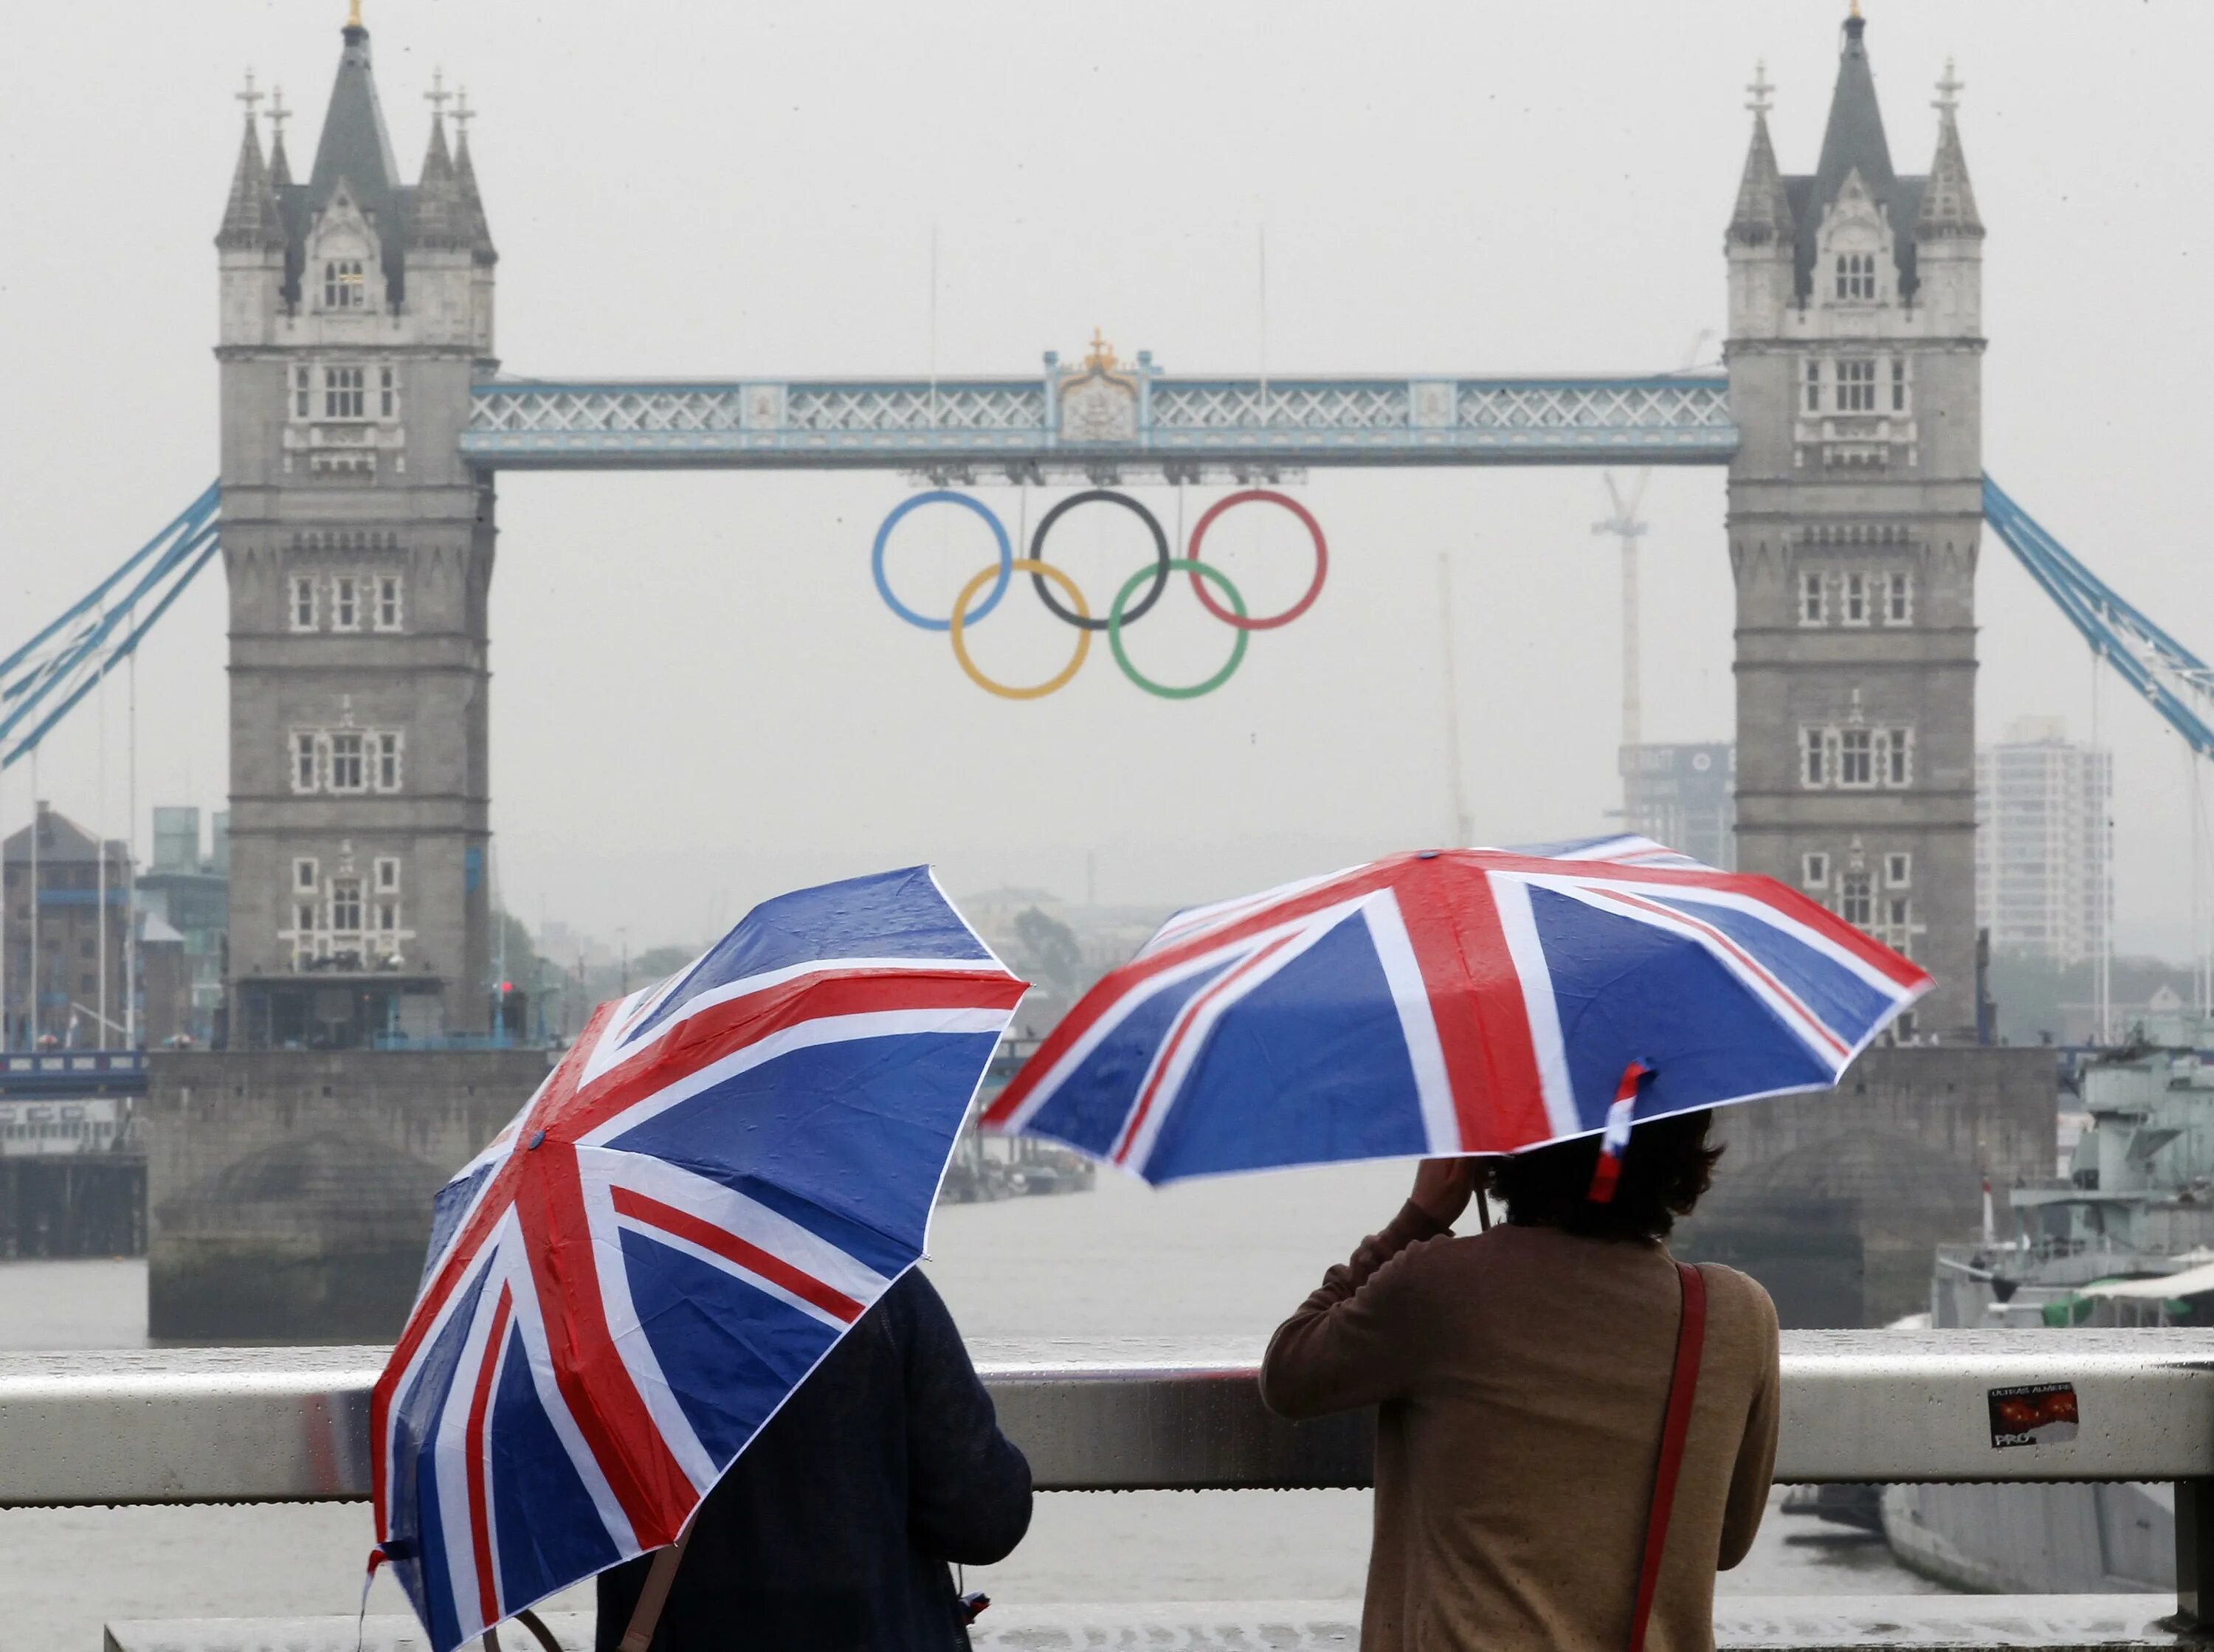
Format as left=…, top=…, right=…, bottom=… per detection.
left=368, top=867, right=1027, bottom=1652
left=980, top=836, right=1928, bottom=1183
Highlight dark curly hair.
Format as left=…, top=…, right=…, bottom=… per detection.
left=1484, top=1108, right=1724, bottom=1242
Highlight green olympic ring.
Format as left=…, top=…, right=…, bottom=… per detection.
left=1108, top=557, right=1249, bottom=699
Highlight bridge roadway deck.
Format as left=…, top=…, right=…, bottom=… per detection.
left=460, top=373, right=1737, bottom=472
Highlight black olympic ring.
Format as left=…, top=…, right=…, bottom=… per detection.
left=1027, top=489, right=1172, bottom=633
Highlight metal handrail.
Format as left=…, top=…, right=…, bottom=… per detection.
left=4, top=1330, right=2211, bottom=1507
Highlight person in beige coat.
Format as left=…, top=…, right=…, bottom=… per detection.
left=1261, top=1110, right=1779, bottom=1652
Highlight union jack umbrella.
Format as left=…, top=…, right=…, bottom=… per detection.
left=370, top=868, right=1026, bottom=1652
left=980, top=837, right=1929, bottom=1184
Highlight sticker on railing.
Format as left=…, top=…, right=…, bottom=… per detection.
left=1989, top=1381, right=2079, bottom=1448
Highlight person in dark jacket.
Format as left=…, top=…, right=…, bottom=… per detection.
left=596, top=1267, right=1031, bottom=1652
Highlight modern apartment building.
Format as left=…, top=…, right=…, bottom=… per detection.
left=1621, top=743, right=1737, bottom=870
left=1975, top=716, right=2113, bottom=966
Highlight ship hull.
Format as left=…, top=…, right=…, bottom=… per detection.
left=1881, top=1482, right=2172, bottom=1594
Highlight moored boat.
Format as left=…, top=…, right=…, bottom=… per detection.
left=1887, top=1036, right=2214, bottom=1591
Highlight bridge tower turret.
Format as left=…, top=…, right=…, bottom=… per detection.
left=1724, top=12, right=1985, bottom=1035
left=214, top=13, right=500, bottom=1048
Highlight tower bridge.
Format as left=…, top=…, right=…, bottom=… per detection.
left=17, top=6, right=2206, bottom=1060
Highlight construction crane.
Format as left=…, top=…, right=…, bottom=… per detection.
left=1593, top=469, right=1652, bottom=753
left=1596, top=331, right=1714, bottom=811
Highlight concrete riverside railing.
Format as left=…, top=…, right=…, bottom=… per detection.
left=10, top=1331, right=2214, bottom=1624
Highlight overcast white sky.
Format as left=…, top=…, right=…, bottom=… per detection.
left=4, top=1, right=2213, bottom=956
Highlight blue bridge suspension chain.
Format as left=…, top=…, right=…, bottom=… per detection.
left=0, top=482, right=222, bottom=770
left=1982, top=475, right=2214, bottom=759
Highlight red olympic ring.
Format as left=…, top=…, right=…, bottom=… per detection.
left=1184, top=490, right=1329, bottom=631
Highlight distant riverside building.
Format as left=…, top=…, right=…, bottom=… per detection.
left=1621, top=743, right=1737, bottom=869
left=1975, top=716, right=2113, bottom=967
left=137, top=807, right=232, bottom=1046
left=1725, top=13, right=1984, bottom=1031
left=1, top=804, right=133, bottom=1049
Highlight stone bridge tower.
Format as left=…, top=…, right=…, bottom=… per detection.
left=215, top=14, right=498, bottom=1046
left=1724, top=13, right=1984, bottom=1034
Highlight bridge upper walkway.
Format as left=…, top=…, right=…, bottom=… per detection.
left=460, top=370, right=1737, bottom=472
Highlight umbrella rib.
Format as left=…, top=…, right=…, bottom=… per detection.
left=1590, top=888, right=1849, bottom=1057
left=464, top=1283, right=517, bottom=1633
left=1112, top=933, right=1302, bottom=1167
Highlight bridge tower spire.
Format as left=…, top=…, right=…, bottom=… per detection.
left=449, top=91, right=496, bottom=272
left=1723, top=11, right=1985, bottom=1036
left=215, top=10, right=500, bottom=1046
left=216, top=81, right=286, bottom=260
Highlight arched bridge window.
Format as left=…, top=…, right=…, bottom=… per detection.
left=323, top=258, right=367, bottom=311
left=1834, top=252, right=1876, bottom=302
left=1835, top=359, right=1876, bottom=412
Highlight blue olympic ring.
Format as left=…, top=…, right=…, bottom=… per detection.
left=872, top=490, right=1012, bottom=633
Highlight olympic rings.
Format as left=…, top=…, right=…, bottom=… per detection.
left=951, top=558, right=1092, bottom=700
left=1110, top=558, right=1249, bottom=699
left=1185, top=490, right=1329, bottom=630
left=1028, top=489, right=1172, bottom=632
left=872, top=489, right=1012, bottom=632
left=871, top=486, right=1325, bottom=699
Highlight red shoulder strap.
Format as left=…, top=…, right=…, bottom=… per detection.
left=1629, top=1261, right=1707, bottom=1652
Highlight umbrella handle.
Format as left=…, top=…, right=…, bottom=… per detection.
left=615, top=1527, right=696, bottom=1652
left=484, top=1611, right=565, bottom=1652
left=1475, top=1183, right=1492, bottom=1231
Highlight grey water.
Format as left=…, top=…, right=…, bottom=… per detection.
left=0, top=1161, right=1940, bottom=1651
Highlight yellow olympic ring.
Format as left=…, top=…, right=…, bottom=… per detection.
left=950, top=558, right=1092, bottom=700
